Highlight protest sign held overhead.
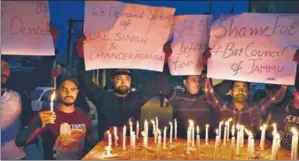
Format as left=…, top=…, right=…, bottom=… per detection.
left=83, top=1, right=175, bottom=71
left=208, top=13, right=299, bottom=85
left=169, top=15, right=212, bottom=75
left=1, top=1, right=55, bottom=56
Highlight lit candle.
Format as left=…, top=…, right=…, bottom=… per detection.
left=156, top=117, right=159, bottom=133
left=108, top=130, right=112, bottom=147
left=240, top=125, right=244, bottom=148
left=271, top=133, right=280, bottom=160
left=132, top=132, right=136, bottom=160
left=113, top=126, right=119, bottom=146
left=157, top=129, right=161, bottom=158
left=144, top=120, right=148, bottom=147
left=260, top=124, right=267, bottom=150
left=163, top=127, right=167, bottom=149
left=223, top=122, right=228, bottom=145
left=189, top=120, right=195, bottom=147
left=151, top=120, right=156, bottom=143
left=136, top=121, right=139, bottom=139
left=187, top=127, right=191, bottom=154
left=272, top=123, right=277, bottom=135
left=129, top=119, right=133, bottom=146
left=132, top=131, right=136, bottom=149
left=236, top=124, right=240, bottom=155
left=291, top=128, right=298, bottom=160
left=174, top=119, right=177, bottom=140
left=50, top=92, right=56, bottom=112
left=250, top=136, right=255, bottom=158
left=142, top=131, right=146, bottom=148
left=196, top=126, right=200, bottom=158
left=227, top=118, right=232, bottom=140
left=205, top=124, right=209, bottom=145
left=214, top=129, right=219, bottom=159
left=219, top=121, right=224, bottom=142
left=158, top=129, right=161, bottom=148
left=246, top=131, right=253, bottom=160
left=123, top=125, right=126, bottom=150
left=169, top=122, right=173, bottom=144
left=230, top=131, right=236, bottom=160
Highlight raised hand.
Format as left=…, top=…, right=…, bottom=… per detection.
left=49, top=21, right=59, bottom=43
left=293, top=49, right=299, bottom=63
left=38, top=111, right=56, bottom=128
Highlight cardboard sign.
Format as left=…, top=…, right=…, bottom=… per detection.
left=208, top=13, right=299, bottom=85
left=169, top=15, right=212, bottom=75
left=1, top=1, right=55, bottom=56
left=83, top=1, right=175, bottom=71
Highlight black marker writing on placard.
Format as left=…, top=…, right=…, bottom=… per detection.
left=215, top=15, right=297, bottom=39
left=109, top=6, right=144, bottom=19
left=173, top=19, right=208, bottom=40
left=109, top=43, right=118, bottom=50
left=92, top=5, right=105, bottom=16
left=120, top=19, right=132, bottom=30
left=88, top=51, right=164, bottom=62
left=178, top=42, right=198, bottom=57
left=222, top=42, right=286, bottom=59
left=86, top=32, right=110, bottom=41
left=147, top=9, right=173, bottom=29
left=114, top=33, right=147, bottom=44
left=171, top=56, right=194, bottom=70
left=10, top=17, right=50, bottom=36
left=231, top=61, right=243, bottom=76
left=248, top=58, right=284, bottom=74
left=35, top=2, right=48, bottom=15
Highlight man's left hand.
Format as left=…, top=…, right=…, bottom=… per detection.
left=293, top=49, right=299, bottom=63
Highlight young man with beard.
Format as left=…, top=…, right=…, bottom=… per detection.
left=265, top=50, right=299, bottom=154
left=77, top=40, right=172, bottom=141
left=1, top=56, right=26, bottom=160
left=15, top=76, right=94, bottom=160
left=158, top=44, right=232, bottom=138
left=204, top=49, right=299, bottom=136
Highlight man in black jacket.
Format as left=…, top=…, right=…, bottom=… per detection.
left=78, top=56, right=172, bottom=141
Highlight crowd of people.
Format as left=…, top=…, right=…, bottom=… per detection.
left=1, top=23, right=299, bottom=160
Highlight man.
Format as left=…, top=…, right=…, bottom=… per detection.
left=15, top=76, right=94, bottom=160
left=160, top=44, right=232, bottom=138
left=203, top=49, right=299, bottom=135
left=205, top=78, right=287, bottom=135
left=54, top=61, right=71, bottom=79
left=1, top=56, right=25, bottom=160
left=265, top=50, right=299, bottom=153
left=77, top=38, right=172, bottom=141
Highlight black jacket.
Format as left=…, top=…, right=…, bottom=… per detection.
left=78, top=59, right=172, bottom=141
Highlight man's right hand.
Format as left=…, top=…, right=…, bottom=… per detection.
left=39, top=111, right=56, bottom=128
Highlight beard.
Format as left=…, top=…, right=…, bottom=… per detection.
left=1, top=75, right=9, bottom=88
left=60, top=96, right=75, bottom=106
left=114, top=86, right=129, bottom=94
left=234, top=94, right=247, bottom=102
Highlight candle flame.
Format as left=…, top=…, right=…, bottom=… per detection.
left=215, top=129, right=219, bottom=135
left=151, top=120, right=155, bottom=124
left=206, top=124, right=209, bottom=128
left=219, top=121, right=224, bottom=125
left=291, top=127, right=298, bottom=135
left=50, top=92, right=56, bottom=101
left=197, top=126, right=200, bottom=134
left=228, top=118, right=233, bottom=122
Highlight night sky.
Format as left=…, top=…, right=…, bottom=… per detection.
left=48, top=0, right=248, bottom=62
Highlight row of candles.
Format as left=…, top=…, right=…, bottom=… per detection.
left=105, top=117, right=298, bottom=160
